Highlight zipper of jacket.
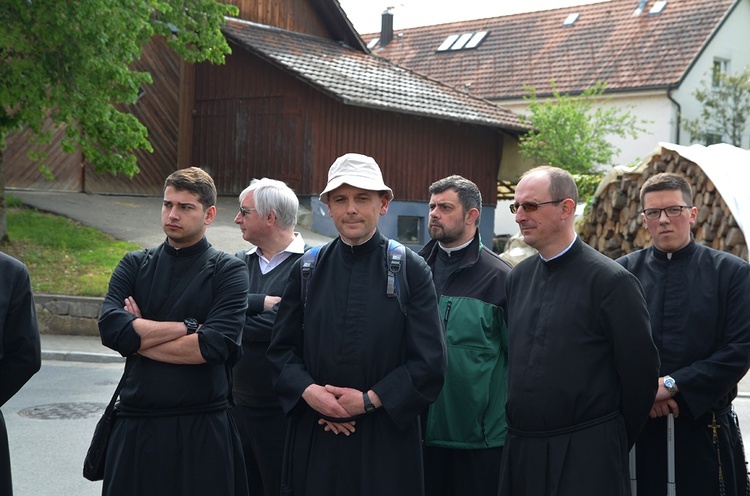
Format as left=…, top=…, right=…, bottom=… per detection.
left=443, top=300, right=452, bottom=328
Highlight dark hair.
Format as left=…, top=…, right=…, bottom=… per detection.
left=164, top=167, right=217, bottom=210
left=640, top=172, right=693, bottom=206
left=429, top=175, right=482, bottom=226
left=522, top=166, right=579, bottom=204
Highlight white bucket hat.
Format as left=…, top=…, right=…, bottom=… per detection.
left=319, top=153, right=394, bottom=201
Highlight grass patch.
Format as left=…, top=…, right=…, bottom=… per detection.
left=2, top=201, right=141, bottom=296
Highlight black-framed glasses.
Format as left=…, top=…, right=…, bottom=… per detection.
left=642, top=205, right=690, bottom=220
left=238, top=206, right=257, bottom=217
left=509, top=199, right=564, bottom=214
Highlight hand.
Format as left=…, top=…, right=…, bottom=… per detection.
left=650, top=398, right=679, bottom=418
left=324, top=385, right=369, bottom=416
left=264, top=295, right=282, bottom=311
left=124, top=296, right=142, bottom=318
left=302, top=384, right=356, bottom=436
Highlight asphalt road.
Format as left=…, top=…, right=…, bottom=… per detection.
left=3, top=358, right=750, bottom=496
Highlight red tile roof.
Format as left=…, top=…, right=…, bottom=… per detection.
left=222, top=18, right=528, bottom=131
left=364, top=0, right=738, bottom=100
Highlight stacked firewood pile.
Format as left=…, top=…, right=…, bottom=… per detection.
left=578, top=148, right=748, bottom=261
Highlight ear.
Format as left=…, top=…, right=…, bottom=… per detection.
left=688, top=206, right=697, bottom=226
left=380, top=195, right=390, bottom=216
left=560, top=198, right=576, bottom=220
left=266, top=209, right=277, bottom=226
left=465, top=207, right=480, bottom=226
left=204, top=205, right=217, bottom=225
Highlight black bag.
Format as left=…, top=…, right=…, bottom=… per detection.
left=82, top=357, right=133, bottom=481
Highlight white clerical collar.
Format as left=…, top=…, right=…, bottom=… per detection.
left=439, top=238, right=473, bottom=256
left=540, top=236, right=577, bottom=262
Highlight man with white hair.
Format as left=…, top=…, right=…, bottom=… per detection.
left=231, top=178, right=306, bottom=496
left=268, top=153, right=446, bottom=496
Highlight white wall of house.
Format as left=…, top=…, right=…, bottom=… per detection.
left=672, top=0, right=750, bottom=149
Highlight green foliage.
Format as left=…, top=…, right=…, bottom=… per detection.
left=573, top=173, right=603, bottom=204
left=3, top=204, right=141, bottom=296
left=0, top=0, right=238, bottom=176
left=519, top=81, right=648, bottom=174
left=682, top=68, right=750, bottom=147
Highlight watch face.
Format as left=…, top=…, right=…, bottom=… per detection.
left=664, top=377, right=675, bottom=388
left=185, top=318, right=198, bottom=330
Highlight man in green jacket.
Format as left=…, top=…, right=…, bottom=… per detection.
left=419, top=175, right=511, bottom=496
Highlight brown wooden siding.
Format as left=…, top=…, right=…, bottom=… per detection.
left=191, top=44, right=503, bottom=204
left=223, top=0, right=332, bottom=37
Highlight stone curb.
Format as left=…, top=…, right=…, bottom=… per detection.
left=42, top=350, right=124, bottom=364
left=36, top=293, right=102, bottom=337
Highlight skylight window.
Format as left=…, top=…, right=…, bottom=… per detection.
left=367, top=37, right=380, bottom=49
left=650, top=1, right=667, bottom=14
left=450, top=33, right=474, bottom=50
left=437, top=31, right=489, bottom=52
left=563, top=13, right=579, bottom=27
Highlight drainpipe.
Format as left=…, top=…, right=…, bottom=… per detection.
left=667, top=85, right=681, bottom=144
left=381, top=9, right=394, bottom=48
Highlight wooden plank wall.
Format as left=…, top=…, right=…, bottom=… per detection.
left=224, top=0, right=332, bottom=37
left=191, top=45, right=503, bottom=203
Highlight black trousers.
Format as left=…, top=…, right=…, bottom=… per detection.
left=424, top=444, right=503, bottom=496
left=230, top=404, right=287, bottom=496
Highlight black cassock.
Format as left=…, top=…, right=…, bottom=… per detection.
left=500, top=238, right=659, bottom=496
left=99, top=238, right=249, bottom=496
left=0, top=253, right=42, bottom=496
left=268, top=232, right=446, bottom=496
left=618, top=240, right=750, bottom=496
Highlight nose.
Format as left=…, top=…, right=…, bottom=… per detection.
left=234, top=210, right=242, bottom=224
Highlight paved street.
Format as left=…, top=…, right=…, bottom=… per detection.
left=3, top=355, right=750, bottom=495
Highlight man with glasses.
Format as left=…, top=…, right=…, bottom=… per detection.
left=499, top=165, right=659, bottom=496
left=617, top=172, right=750, bottom=496
left=231, top=178, right=306, bottom=496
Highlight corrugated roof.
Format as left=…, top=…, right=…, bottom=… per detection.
left=222, top=18, right=528, bottom=131
left=363, top=0, right=738, bottom=100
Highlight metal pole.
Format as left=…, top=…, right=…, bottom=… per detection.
left=629, top=445, right=637, bottom=496
left=667, top=412, right=676, bottom=496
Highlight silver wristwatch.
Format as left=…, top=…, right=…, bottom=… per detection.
left=663, top=375, right=677, bottom=397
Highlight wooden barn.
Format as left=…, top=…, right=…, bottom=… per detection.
left=4, top=0, right=528, bottom=245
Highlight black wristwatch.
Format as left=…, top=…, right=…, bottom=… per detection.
left=184, top=318, right=199, bottom=335
left=363, top=392, right=376, bottom=414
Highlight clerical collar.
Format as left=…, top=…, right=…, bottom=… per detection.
left=163, top=236, right=209, bottom=257
left=439, top=238, right=473, bottom=257
left=651, top=237, right=697, bottom=262
left=540, top=236, right=577, bottom=262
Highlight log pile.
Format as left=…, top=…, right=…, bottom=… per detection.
left=578, top=148, right=748, bottom=261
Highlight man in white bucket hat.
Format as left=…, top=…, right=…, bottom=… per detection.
left=268, top=153, right=446, bottom=496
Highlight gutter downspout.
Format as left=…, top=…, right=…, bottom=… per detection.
left=667, top=85, right=681, bottom=144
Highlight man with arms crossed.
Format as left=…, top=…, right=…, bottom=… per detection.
left=232, top=178, right=305, bottom=496
left=99, top=167, right=249, bottom=496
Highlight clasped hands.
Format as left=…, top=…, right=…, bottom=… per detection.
left=302, top=384, right=374, bottom=437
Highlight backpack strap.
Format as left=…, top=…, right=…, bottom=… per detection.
left=300, top=244, right=323, bottom=309
left=387, top=240, right=410, bottom=314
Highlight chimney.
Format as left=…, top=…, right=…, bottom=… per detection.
left=381, top=8, right=394, bottom=48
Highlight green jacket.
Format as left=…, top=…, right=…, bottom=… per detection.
left=419, top=232, right=511, bottom=449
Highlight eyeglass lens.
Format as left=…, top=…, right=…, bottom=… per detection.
left=643, top=206, right=688, bottom=220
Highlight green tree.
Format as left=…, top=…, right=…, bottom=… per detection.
left=519, top=81, right=647, bottom=175
left=0, top=0, right=238, bottom=243
left=682, top=68, right=750, bottom=147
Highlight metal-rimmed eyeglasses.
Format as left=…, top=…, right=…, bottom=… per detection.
left=642, top=205, right=690, bottom=220
left=238, top=206, right=257, bottom=217
left=509, top=199, right=564, bottom=214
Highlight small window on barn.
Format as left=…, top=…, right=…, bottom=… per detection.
left=705, top=132, right=724, bottom=145
left=397, top=216, right=422, bottom=244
